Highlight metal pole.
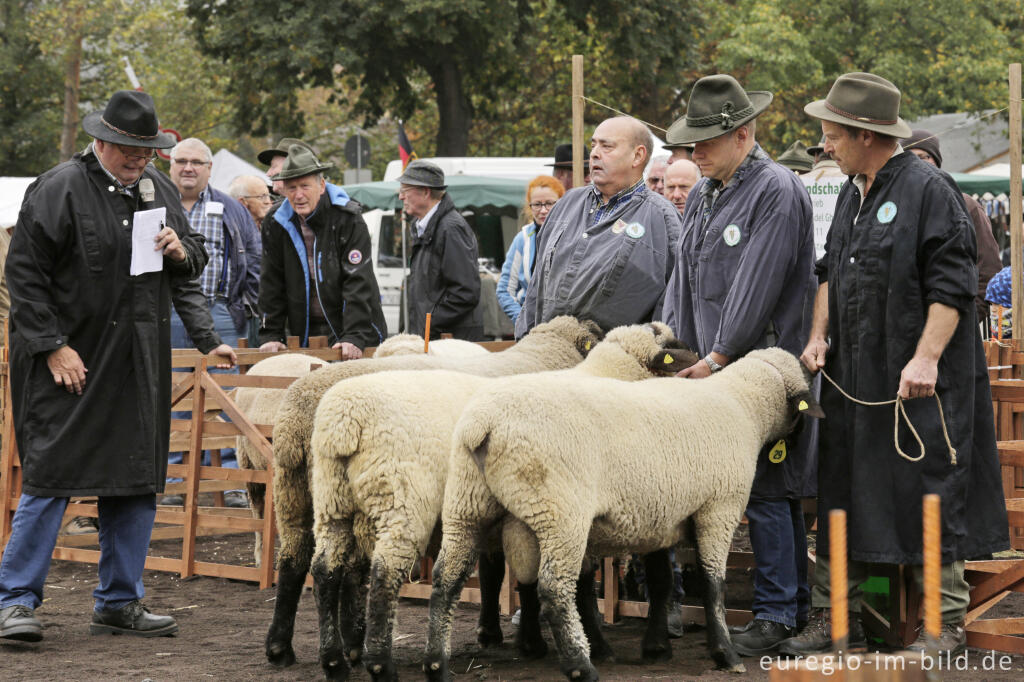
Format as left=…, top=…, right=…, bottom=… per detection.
left=572, top=55, right=584, bottom=188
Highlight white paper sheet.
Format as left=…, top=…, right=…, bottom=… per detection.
left=130, top=207, right=166, bottom=276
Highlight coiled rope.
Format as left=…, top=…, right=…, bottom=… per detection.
left=819, top=369, right=957, bottom=466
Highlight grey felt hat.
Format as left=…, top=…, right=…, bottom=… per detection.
left=396, top=160, right=447, bottom=189
left=804, top=72, right=912, bottom=138
left=257, top=137, right=313, bottom=165
left=776, top=141, right=813, bottom=173
left=666, top=75, right=773, bottom=144
left=275, top=145, right=334, bottom=180
left=81, top=91, right=177, bottom=148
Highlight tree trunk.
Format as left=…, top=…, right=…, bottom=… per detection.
left=59, top=20, right=83, bottom=162
left=431, top=59, right=472, bottom=156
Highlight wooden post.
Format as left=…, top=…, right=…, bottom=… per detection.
left=1010, top=63, right=1022, bottom=340
left=829, top=509, right=848, bottom=655
left=922, top=494, right=941, bottom=644
left=572, top=55, right=585, bottom=188
left=424, top=312, right=432, bottom=353
left=181, top=357, right=207, bottom=579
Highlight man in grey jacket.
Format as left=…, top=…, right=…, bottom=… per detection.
left=661, top=74, right=816, bottom=657
left=516, top=116, right=681, bottom=337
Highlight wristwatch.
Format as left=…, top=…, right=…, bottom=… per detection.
left=703, top=355, right=723, bottom=373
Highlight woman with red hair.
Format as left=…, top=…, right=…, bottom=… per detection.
left=497, top=175, right=564, bottom=322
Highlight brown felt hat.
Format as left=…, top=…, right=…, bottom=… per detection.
left=257, top=137, right=314, bottom=165
left=666, top=75, right=773, bottom=145
left=804, top=72, right=912, bottom=138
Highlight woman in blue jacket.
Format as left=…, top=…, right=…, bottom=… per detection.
left=497, top=175, right=564, bottom=322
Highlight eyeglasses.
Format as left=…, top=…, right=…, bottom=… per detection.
left=171, top=158, right=211, bottom=167
left=116, top=144, right=156, bottom=161
left=529, top=201, right=557, bottom=211
left=243, top=194, right=272, bottom=202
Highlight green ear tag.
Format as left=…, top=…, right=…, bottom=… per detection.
left=768, top=440, right=787, bottom=464
left=798, top=400, right=809, bottom=411
left=663, top=354, right=674, bottom=364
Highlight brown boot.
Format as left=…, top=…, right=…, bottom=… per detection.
left=777, top=607, right=866, bottom=656
left=906, top=621, right=967, bottom=657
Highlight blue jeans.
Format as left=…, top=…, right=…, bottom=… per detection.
left=0, top=494, right=156, bottom=612
left=745, top=497, right=810, bottom=627
left=169, top=300, right=241, bottom=485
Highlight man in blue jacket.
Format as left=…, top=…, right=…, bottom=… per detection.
left=661, top=74, right=817, bottom=657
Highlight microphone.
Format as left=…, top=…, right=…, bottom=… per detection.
left=139, top=178, right=155, bottom=203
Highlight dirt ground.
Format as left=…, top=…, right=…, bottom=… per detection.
left=4, top=528, right=1024, bottom=682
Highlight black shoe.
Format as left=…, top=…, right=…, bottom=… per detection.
left=777, top=607, right=866, bottom=656
left=667, top=602, right=684, bottom=639
left=90, top=601, right=178, bottom=637
left=159, top=494, right=184, bottom=506
left=0, top=604, right=42, bottom=642
left=906, top=621, right=967, bottom=657
left=223, top=491, right=248, bottom=508
left=731, top=618, right=794, bottom=656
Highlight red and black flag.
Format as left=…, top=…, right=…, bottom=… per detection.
left=398, top=121, right=417, bottom=169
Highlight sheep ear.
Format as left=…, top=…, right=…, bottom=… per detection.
left=791, top=393, right=825, bottom=419
left=648, top=348, right=699, bottom=374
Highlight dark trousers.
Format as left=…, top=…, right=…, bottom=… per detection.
left=0, top=494, right=156, bottom=612
left=746, top=497, right=810, bottom=627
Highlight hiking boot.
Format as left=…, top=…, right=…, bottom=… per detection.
left=777, top=607, right=866, bottom=656
left=906, top=621, right=967, bottom=657
left=60, top=516, right=98, bottom=535
left=729, top=619, right=755, bottom=635
left=0, top=604, right=42, bottom=642
left=90, top=600, right=178, bottom=637
left=731, top=618, right=794, bottom=656
left=667, top=602, right=684, bottom=639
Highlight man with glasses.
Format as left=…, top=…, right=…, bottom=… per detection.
left=0, top=90, right=235, bottom=643
left=229, top=175, right=274, bottom=229
left=398, top=160, right=483, bottom=340
left=166, top=138, right=260, bottom=508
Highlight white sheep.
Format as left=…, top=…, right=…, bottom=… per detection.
left=373, top=333, right=490, bottom=358
left=264, top=316, right=602, bottom=669
left=424, top=348, right=822, bottom=682
left=232, top=353, right=327, bottom=567
left=309, top=323, right=697, bottom=681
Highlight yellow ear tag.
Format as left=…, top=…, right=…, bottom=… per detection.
left=768, top=440, right=787, bottom=464
left=585, top=341, right=592, bottom=351
left=663, top=354, right=674, bottom=364
left=798, top=400, right=809, bottom=411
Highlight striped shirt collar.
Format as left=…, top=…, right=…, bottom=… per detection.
left=87, top=142, right=139, bottom=196
left=592, top=178, right=645, bottom=208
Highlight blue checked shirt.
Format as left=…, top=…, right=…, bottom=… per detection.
left=186, top=186, right=231, bottom=300
left=589, top=178, right=646, bottom=227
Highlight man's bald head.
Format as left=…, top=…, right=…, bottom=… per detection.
left=590, top=116, right=653, bottom=200
left=664, top=159, right=700, bottom=216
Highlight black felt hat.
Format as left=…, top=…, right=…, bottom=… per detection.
left=666, top=75, right=773, bottom=145
left=81, top=91, right=176, bottom=148
left=545, top=144, right=591, bottom=171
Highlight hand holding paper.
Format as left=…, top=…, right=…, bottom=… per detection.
left=130, top=207, right=166, bottom=275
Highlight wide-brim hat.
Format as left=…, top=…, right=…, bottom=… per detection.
left=804, top=72, right=912, bottom=138
left=545, top=143, right=591, bottom=171
left=275, top=145, right=334, bottom=181
left=666, top=75, right=773, bottom=145
left=807, top=135, right=826, bottom=156
left=397, top=159, right=447, bottom=189
left=776, top=141, right=813, bottom=173
left=257, top=137, right=313, bottom=165
left=81, top=90, right=176, bottom=148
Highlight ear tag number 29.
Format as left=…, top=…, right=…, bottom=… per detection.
left=768, top=439, right=787, bottom=464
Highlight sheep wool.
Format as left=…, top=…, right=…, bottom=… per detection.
left=264, top=316, right=601, bottom=669
left=425, top=348, right=819, bottom=682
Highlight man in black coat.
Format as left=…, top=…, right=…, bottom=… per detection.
left=786, top=72, right=1009, bottom=657
left=258, top=146, right=386, bottom=355
left=398, top=160, right=483, bottom=341
left=0, top=91, right=235, bottom=642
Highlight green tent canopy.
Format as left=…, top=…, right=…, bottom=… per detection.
left=950, top=173, right=1022, bottom=196
left=342, top=175, right=528, bottom=214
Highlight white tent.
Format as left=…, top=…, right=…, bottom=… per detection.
left=0, top=177, right=36, bottom=228
left=970, top=163, right=1012, bottom=177
left=208, top=149, right=270, bottom=194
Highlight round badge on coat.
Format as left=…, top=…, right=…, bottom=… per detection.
left=877, top=201, right=898, bottom=224
left=348, top=249, right=363, bottom=265
left=722, top=224, right=742, bottom=246
left=625, top=222, right=645, bottom=239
